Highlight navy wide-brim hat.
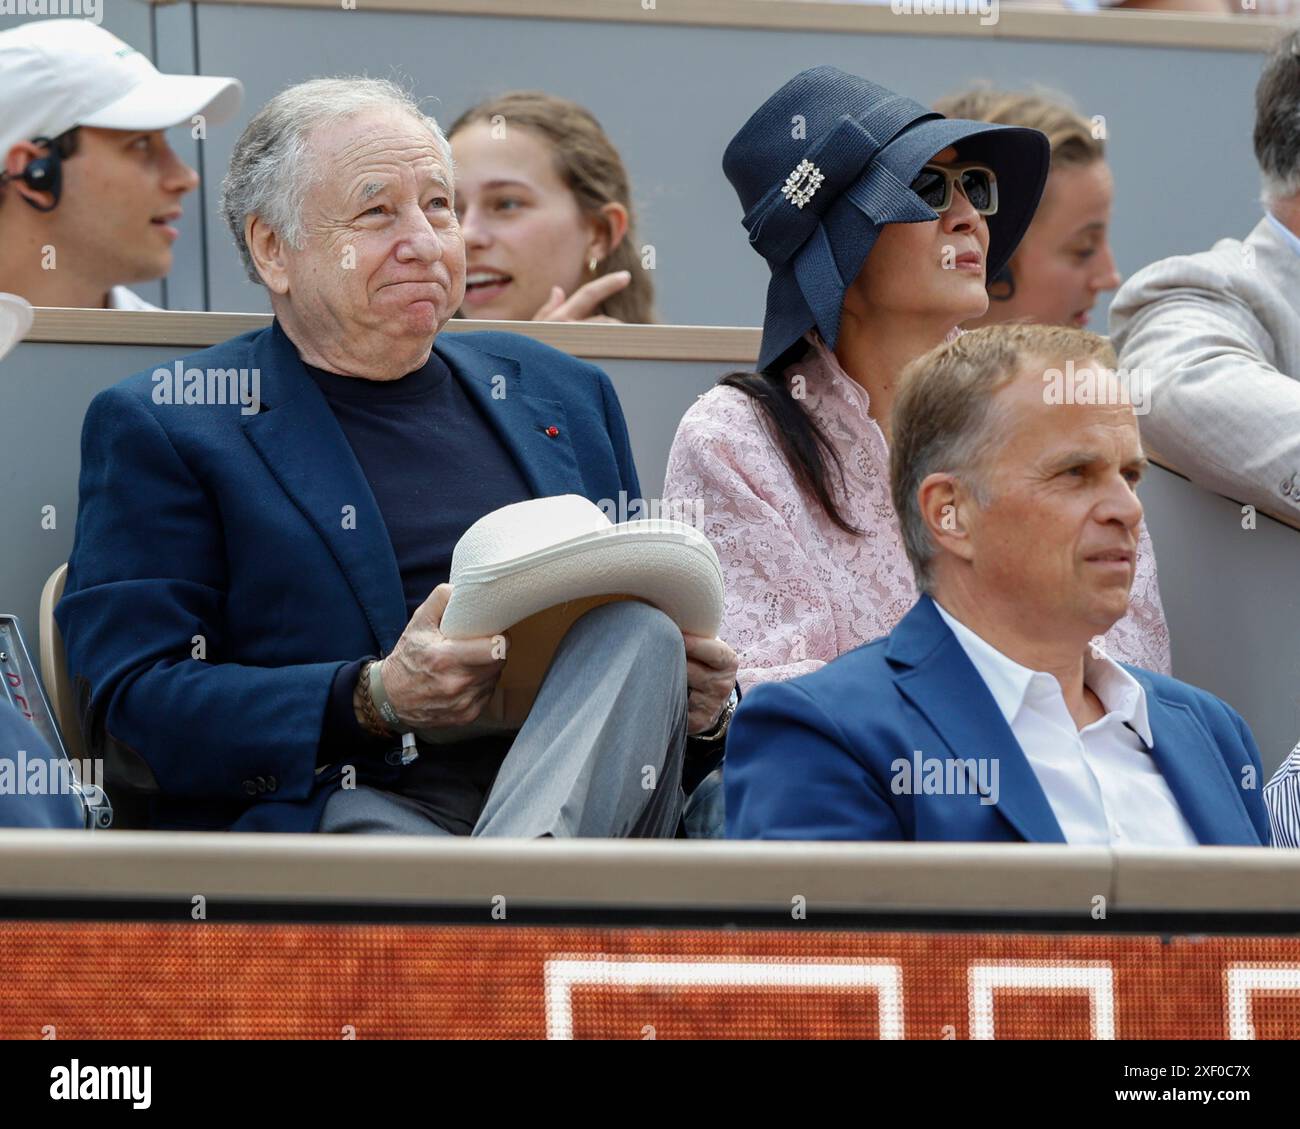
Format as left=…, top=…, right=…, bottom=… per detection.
left=724, top=65, right=1051, bottom=372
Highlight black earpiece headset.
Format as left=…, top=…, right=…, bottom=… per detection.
left=0, top=133, right=69, bottom=212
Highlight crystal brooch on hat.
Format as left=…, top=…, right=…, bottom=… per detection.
left=781, top=160, right=825, bottom=209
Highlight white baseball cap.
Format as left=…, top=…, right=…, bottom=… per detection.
left=0, top=20, right=242, bottom=159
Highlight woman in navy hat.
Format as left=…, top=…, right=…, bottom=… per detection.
left=664, top=67, right=1171, bottom=835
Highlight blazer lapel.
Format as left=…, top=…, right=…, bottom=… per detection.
left=435, top=334, right=585, bottom=500
left=889, top=597, right=1067, bottom=844
left=1139, top=682, right=1262, bottom=845
left=240, top=322, right=408, bottom=652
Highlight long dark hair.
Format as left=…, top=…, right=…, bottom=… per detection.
left=719, top=353, right=864, bottom=536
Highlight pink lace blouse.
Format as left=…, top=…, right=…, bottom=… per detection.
left=664, top=331, right=1173, bottom=691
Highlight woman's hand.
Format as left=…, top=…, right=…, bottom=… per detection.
left=531, top=271, right=631, bottom=323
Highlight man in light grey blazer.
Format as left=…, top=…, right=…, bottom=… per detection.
left=1110, top=30, right=1300, bottom=522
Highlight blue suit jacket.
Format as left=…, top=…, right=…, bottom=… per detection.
left=56, top=322, right=641, bottom=833
left=725, top=595, right=1270, bottom=845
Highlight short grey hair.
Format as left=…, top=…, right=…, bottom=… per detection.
left=220, top=77, right=453, bottom=286
left=1255, top=30, right=1300, bottom=206
left=890, top=324, right=1116, bottom=592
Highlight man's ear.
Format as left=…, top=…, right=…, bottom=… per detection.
left=4, top=141, right=57, bottom=212
left=917, top=472, right=978, bottom=566
left=245, top=214, right=290, bottom=295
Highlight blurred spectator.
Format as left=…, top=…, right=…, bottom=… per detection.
left=1265, top=743, right=1300, bottom=846
left=934, top=86, right=1121, bottom=330
left=448, top=91, right=656, bottom=323
left=726, top=325, right=1269, bottom=847
left=1109, top=29, right=1300, bottom=520
left=0, top=290, right=31, bottom=357
left=1058, top=0, right=1235, bottom=10
left=819, top=0, right=1242, bottom=12
left=0, top=20, right=240, bottom=310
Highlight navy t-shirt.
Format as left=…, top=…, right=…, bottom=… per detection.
left=308, top=349, right=532, bottom=830
left=306, top=350, right=532, bottom=619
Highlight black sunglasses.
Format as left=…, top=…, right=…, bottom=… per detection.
left=909, top=162, right=998, bottom=216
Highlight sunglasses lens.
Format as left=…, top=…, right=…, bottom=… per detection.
left=961, top=169, right=994, bottom=212
left=909, top=168, right=948, bottom=209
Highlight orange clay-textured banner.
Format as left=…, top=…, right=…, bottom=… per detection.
left=2, top=923, right=1299, bottom=1040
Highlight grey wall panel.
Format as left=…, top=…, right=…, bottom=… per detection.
left=190, top=6, right=1267, bottom=328
left=151, top=0, right=209, bottom=312
left=1141, top=465, right=1300, bottom=775
left=0, top=339, right=181, bottom=664
left=0, top=3, right=152, bottom=61
left=3, top=333, right=1297, bottom=776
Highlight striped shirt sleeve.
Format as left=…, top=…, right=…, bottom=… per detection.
left=1264, top=745, right=1300, bottom=848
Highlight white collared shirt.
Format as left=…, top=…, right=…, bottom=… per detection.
left=933, top=602, right=1199, bottom=847
left=1265, top=212, right=1300, bottom=261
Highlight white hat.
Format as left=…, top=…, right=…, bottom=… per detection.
left=427, top=494, right=724, bottom=741
left=0, top=21, right=242, bottom=160
left=0, top=293, right=34, bottom=362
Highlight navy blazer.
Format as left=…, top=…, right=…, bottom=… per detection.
left=725, top=595, right=1270, bottom=845
left=56, top=322, right=641, bottom=833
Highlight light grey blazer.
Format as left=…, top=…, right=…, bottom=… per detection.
left=1109, top=215, right=1300, bottom=521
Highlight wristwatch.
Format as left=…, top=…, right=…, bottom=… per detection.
left=361, top=659, right=419, bottom=766
left=356, top=659, right=393, bottom=738
left=692, top=686, right=739, bottom=744
left=367, top=658, right=404, bottom=732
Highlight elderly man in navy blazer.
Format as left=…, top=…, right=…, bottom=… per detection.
left=726, top=324, right=1269, bottom=846
left=56, top=78, right=737, bottom=835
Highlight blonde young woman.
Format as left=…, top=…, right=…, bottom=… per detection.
left=664, top=68, right=1172, bottom=836
left=933, top=87, right=1123, bottom=330
left=449, top=91, right=656, bottom=324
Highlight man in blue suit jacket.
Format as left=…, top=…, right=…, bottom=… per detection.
left=56, top=78, right=738, bottom=834
left=726, top=325, right=1269, bottom=846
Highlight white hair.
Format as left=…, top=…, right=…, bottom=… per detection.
left=220, top=77, right=453, bottom=286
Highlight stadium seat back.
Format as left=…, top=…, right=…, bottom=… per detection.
left=38, top=563, right=86, bottom=766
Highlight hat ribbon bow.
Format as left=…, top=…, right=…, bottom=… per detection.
left=741, top=103, right=946, bottom=269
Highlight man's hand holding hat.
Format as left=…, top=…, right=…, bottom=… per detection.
left=368, top=582, right=740, bottom=740
left=683, top=634, right=739, bottom=738
left=362, top=495, right=739, bottom=741
left=362, top=584, right=507, bottom=734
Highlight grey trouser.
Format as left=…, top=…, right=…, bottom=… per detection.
left=320, top=600, right=688, bottom=838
